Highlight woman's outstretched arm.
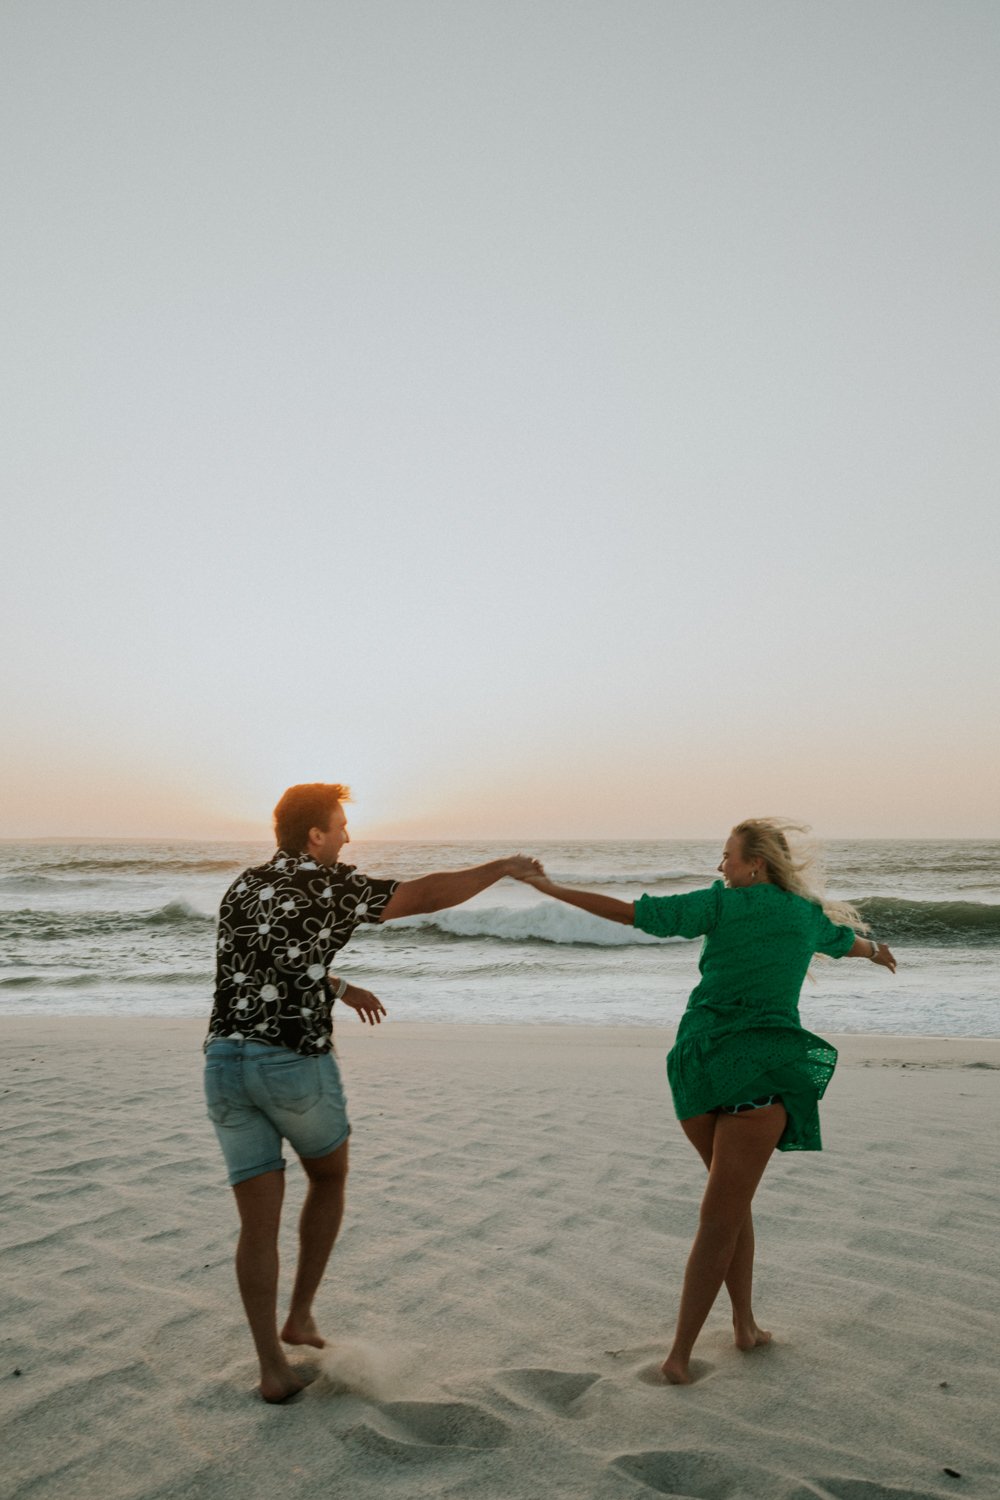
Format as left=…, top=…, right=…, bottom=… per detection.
left=847, top=935, right=898, bottom=972
left=515, top=874, right=634, bottom=926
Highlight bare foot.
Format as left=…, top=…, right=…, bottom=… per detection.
left=733, top=1320, right=772, bottom=1352
left=259, top=1366, right=315, bottom=1404
left=660, top=1353, right=692, bottom=1385
left=281, top=1313, right=326, bottom=1349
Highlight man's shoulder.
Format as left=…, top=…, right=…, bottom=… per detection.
left=221, top=852, right=298, bottom=900
left=284, top=857, right=360, bottom=887
left=248, top=854, right=372, bottom=895
left=291, top=860, right=389, bottom=897
left=222, top=854, right=392, bottom=900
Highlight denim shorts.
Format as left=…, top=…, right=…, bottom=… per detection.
left=204, top=1038, right=351, bottom=1187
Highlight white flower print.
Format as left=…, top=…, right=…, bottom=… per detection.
left=208, top=851, right=398, bottom=1054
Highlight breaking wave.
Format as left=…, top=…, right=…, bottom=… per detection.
left=545, top=869, right=706, bottom=889
left=46, top=857, right=243, bottom=875
left=855, top=897, right=1000, bottom=945
left=3, top=893, right=996, bottom=953
left=382, top=903, right=670, bottom=948
left=0, top=901, right=214, bottom=942
left=369, top=896, right=1000, bottom=948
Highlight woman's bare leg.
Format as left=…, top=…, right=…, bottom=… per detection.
left=665, top=1104, right=786, bottom=1384
left=725, top=1211, right=771, bottom=1351
left=680, top=1114, right=771, bottom=1350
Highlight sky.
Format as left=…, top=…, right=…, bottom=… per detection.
left=2, top=1, right=998, bottom=841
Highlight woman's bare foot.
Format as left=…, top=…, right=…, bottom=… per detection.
left=733, top=1319, right=772, bottom=1352
left=258, top=1362, right=315, bottom=1404
left=281, top=1313, right=326, bottom=1349
left=660, top=1352, right=692, bottom=1385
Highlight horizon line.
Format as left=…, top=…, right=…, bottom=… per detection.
left=2, top=832, right=997, bottom=845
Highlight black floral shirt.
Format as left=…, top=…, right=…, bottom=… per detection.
left=206, top=850, right=398, bottom=1055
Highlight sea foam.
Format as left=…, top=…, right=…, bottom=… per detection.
left=392, top=903, right=670, bottom=947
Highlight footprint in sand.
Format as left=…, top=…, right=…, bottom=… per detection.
left=492, top=1367, right=601, bottom=1416
left=603, top=1346, right=716, bottom=1386
left=610, top=1448, right=749, bottom=1499
left=342, top=1400, right=510, bottom=1463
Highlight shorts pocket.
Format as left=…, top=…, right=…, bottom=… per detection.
left=258, top=1054, right=322, bottom=1115
left=204, top=1060, right=237, bottom=1125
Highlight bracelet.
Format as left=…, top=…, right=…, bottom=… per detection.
left=869, top=940, right=879, bottom=961
left=331, top=976, right=349, bottom=1000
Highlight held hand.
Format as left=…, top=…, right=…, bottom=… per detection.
left=340, top=985, right=387, bottom=1024
left=504, top=855, right=547, bottom=882
left=872, top=943, right=897, bottom=974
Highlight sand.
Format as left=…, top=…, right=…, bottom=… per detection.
left=2, top=1018, right=998, bottom=1500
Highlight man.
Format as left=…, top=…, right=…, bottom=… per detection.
left=204, top=781, right=541, bottom=1402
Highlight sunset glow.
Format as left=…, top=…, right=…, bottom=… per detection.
left=3, top=4, right=998, bottom=842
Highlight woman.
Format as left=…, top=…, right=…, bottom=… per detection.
left=518, top=818, right=896, bottom=1384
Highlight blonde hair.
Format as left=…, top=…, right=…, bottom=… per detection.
left=732, top=817, right=867, bottom=934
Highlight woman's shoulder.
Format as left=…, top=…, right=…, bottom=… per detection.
left=719, top=882, right=818, bottom=923
left=718, top=880, right=788, bottom=905
left=634, top=881, right=723, bottom=939
left=639, top=880, right=723, bottom=907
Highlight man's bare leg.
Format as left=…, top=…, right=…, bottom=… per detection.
left=232, top=1169, right=313, bottom=1403
left=281, top=1140, right=349, bottom=1348
left=681, top=1113, right=772, bottom=1351
left=664, top=1105, right=786, bottom=1384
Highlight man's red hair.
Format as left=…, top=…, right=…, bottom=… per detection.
left=273, top=783, right=351, bottom=854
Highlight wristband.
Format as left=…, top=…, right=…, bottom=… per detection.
left=331, top=976, right=349, bottom=1000
left=869, top=940, right=879, bottom=961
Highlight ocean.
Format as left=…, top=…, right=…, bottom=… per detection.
left=1, top=839, right=997, bottom=1038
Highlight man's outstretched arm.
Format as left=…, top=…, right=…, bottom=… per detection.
left=379, top=856, right=543, bottom=920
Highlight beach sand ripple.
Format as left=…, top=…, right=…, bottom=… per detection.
left=2, top=1020, right=997, bottom=1500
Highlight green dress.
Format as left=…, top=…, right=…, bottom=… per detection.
left=634, top=881, right=855, bottom=1151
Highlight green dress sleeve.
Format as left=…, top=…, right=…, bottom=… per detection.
left=814, top=907, right=856, bottom=958
left=633, top=883, right=722, bottom=940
